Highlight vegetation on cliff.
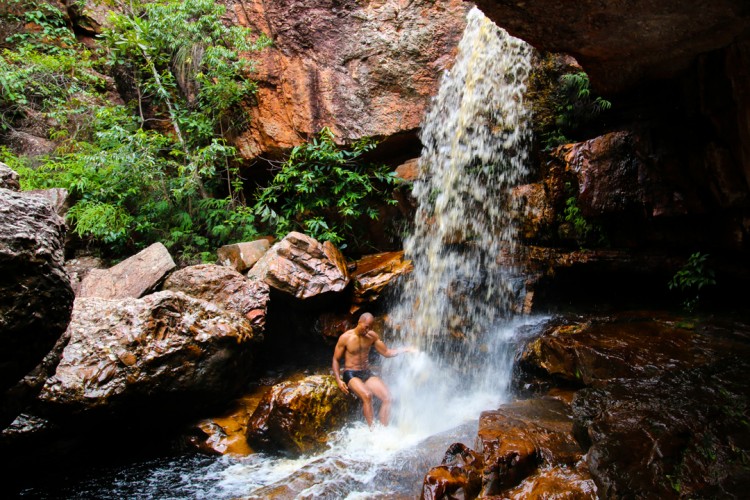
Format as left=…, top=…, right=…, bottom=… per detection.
left=0, top=0, right=399, bottom=260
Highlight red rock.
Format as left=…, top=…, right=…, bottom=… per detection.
left=351, top=251, right=413, bottom=305
left=230, top=0, right=469, bottom=158
left=246, top=374, right=355, bottom=454
left=248, top=232, right=350, bottom=301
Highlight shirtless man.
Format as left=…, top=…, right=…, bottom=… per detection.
left=332, top=312, right=415, bottom=427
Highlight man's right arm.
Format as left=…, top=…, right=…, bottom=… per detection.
left=332, top=336, right=349, bottom=394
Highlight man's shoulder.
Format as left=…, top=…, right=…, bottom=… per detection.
left=339, top=329, right=355, bottom=341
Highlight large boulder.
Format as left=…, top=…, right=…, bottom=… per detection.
left=0, top=188, right=73, bottom=427
left=229, top=0, right=469, bottom=158
left=246, top=374, right=355, bottom=455
left=37, top=291, right=258, bottom=417
left=248, top=232, right=350, bottom=302
left=163, top=264, right=270, bottom=333
left=77, top=242, right=176, bottom=299
left=471, top=0, right=750, bottom=94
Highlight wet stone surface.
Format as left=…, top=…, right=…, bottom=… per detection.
left=518, top=312, right=750, bottom=499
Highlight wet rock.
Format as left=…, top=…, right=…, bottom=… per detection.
left=248, top=232, right=350, bottom=302
left=246, top=374, right=355, bottom=455
left=352, top=251, right=412, bottom=306
left=517, top=314, right=718, bottom=387
left=0, top=188, right=73, bottom=427
left=477, top=398, right=585, bottom=495
left=501, top=464, right=598, bottom=499
left=472, top=0, right=750, bottom=94
left=573, top=357, right=750, bottom=498
left=189, top=390, right=269, bottom=456
left=163, top=264, right=270, bottom=333
left=512, top=183, right=555, bottom=241
left=37, top=291, right=258, bottom=417
left=519, top=314, right=750, bottom=498
left=216, top=239, right=271, bottom=273
left=555, top=131, right=647, bottom=218
left=77, top=242, right=176, bottom=299
left=231, top=0, right=468, bottom=158
left=421, top=443, right=483, bottom=500
left=0, top=162, right=20, bottom=190
left=315, top=311, right=357, bottom=341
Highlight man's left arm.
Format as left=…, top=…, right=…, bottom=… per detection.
left=371, top=332, right=417, bottom=358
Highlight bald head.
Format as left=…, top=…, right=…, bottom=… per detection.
left=358, top=313, right=374, bottom=326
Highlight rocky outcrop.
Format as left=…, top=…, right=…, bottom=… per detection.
left=248, top=232, right=350, bottom=302
left=37, top=291, right=258, bottom=417
left=0, top=188, right=73, bottom=427
left=216, top=239, right=271, bottom=273
left=25, top=188, right=69, bottom=217
left=163, top=264, right=270, bottom=333
left=77, top=242, right=176, bottom=299
left=421, top=398, right=595, bottom=499
left=246, top=374, right=355, bottom=454
left=229, top=0, right=469, bottom=158
left=0, top=162, right=20, bottom=190
left=472, top=0, right=750, bottom=95
left=517, top=313, right=750, bottom=498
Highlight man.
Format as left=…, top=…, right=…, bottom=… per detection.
left=332, top=312, right=415, bottom=427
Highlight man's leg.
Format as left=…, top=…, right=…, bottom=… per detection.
left=365, top=376, right=392, bottom=426
left=347, top=378, right=374, bottom=426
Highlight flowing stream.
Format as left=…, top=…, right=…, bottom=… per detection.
left=19, top=8, right=539, bottom=499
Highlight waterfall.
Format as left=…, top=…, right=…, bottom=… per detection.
left=385, top=6, right=533, bottom=433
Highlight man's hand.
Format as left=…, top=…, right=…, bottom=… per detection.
left=337, top=379, right=350, bottom=395
left=401, top=346, right=418, bottom=354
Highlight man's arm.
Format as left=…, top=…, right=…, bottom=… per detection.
left=371, top=332, right=417, bottom=358
left=332, top=336, right=349, bottom=394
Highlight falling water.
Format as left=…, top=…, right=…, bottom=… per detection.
left=385, top=6, right=533, bottom=433
left=16, top=8, right=540, bottom=499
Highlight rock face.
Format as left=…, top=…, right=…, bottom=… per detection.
left=38, top=291, right=258, bottom=417
left=0, top=188, right=74, bottom=427
left=246, top=374, right=355, bottom=454
left=472, top=0, right=750, bottom=94
left=248, top=232, right=350, bottom=302
left=163, top=264, right=270, bottom=333
left=517, top=313, right=750, bottom=498
left=229, top=0, right=469, bottom=158
left=77, top=242, right=176, bottom=299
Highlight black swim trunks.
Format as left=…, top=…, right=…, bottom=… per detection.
left=342, top=369, right=373, bottom=385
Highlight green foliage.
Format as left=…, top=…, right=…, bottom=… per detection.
left=540, top=70, right=612, bottom=151
left=255, top=127, right=400, bottom=247
left=668, top=252, right=716, bottom=311
left=561, top=196, right=593, bottom=241
left=2, top=0, right=268, bottom=260
left=0, top=1, right=106, bottom=134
